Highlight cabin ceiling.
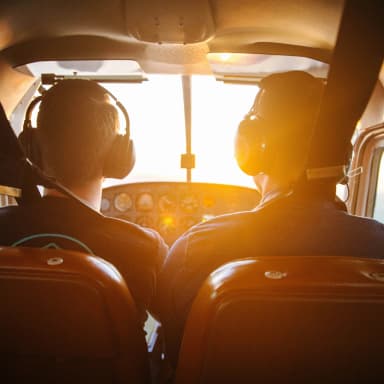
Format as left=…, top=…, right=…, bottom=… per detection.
left=0, top=0, right=345, bottom=73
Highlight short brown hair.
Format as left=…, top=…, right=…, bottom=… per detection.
left=37, top=79, right=119, bottom=186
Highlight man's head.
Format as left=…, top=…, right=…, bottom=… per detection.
left=35, top=79, right=132, bottom=187
left=235, top=71, right=324, bottom=192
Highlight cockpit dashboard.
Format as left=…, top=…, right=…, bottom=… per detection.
left=102, top=182, right=260, bottom=245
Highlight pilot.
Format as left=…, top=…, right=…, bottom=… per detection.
left=0, top=79, right=168, bottom=326
left=156, top=70, right=384, bottom=366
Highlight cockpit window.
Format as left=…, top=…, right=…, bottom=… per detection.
left=373, top=150, right=384, bottom=222
left=16, top=74, right=258, bottom=189
left=16, top=56, right=330, bottom=189
left=102, top=75, right=258, bottom=188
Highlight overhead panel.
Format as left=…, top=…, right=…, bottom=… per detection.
left=209, top=0, right=344, bottom=53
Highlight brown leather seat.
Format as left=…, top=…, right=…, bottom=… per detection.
left=0, top=246, right=150, bottom=384
left=175, top=256, right=384, bottom=384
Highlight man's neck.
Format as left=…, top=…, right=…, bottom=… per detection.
left=43, top=178, right=103, bottom=211
left=254, top=174, right=289, bottom=197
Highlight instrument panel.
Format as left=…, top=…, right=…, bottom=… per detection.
left=102, top=182, right=260, bottom=245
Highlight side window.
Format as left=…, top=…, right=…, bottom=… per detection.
left=0, top=195, right=17, bottom=208
left=349, top=125, right=384, bottom=219
left=373, top=150, right=384, bottom=222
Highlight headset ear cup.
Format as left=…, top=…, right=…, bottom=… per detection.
left=18, top=127, right=43, bottom=168
left=103, top=135, right=135, bottom=179
left=234, top=117, right=270, bottom=176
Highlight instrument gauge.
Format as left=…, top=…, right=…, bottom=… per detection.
left=158, top=194, right=177, bottom=213
left=114, top=192, right=133, bottom=212
left=101, top=197, right=110, bottom=212
left=136, top=192, right=154, bottom=211
left=180, top=194, right=199, bottom=213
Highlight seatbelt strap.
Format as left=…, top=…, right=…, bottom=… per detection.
left=0, top=102, right=41, bottom=202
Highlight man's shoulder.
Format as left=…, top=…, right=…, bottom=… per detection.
left=0, top=204, right=22, bottom=222
left=196, top=210, right=255, bottom=229
left=178, top=210, right=259, bottom=247
left=0, top=204, right=18, bottom=214
left=0, top=200, right=167, bottom=253
left=100, top=215, right=169, bottom=260
left=341, top=212, right=384, bottom=235
left=102, top=214, right=165, bottom=245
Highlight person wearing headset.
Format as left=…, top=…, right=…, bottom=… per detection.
left=156, top=70, right=384, bottom=367
left=0, top=79, right=168, bottom=326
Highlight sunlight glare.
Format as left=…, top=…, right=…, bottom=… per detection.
left=191, top=75, right=258, bottom=188
left=104, top=75, right=258, bottom=189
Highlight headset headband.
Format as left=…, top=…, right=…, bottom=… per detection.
left=20, top=78, right=135, bottom=179
left=23, top=80, right=130, bottom=137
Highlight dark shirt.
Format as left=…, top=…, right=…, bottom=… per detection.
left=0, top=196, right=168, bottom=325
left=156, top=193, right=384, bottom=365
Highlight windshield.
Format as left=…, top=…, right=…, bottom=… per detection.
left=104, top=75, right=258, bottom=189
left=19, top=56, right=329, bottom=191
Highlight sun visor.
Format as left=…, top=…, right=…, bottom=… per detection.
left=208, top=53, right=329, bottom=84
left=16, top=60, right=147, bottom=82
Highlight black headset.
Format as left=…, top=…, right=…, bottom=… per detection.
left=234, top=108, right=276, bottom=176
left=234, top=71, right=325, bottom=177
left=18, top=79, right=135, bottom=179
